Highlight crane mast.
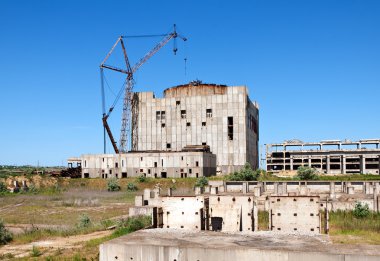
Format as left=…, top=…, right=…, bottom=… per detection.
left=100, top=25, right=186, bottom=154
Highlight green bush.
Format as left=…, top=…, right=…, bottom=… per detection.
left=195, top=176, right=208, bottom=188
left=136, top=175, right=147, bottom=183
left=107, top=178, right=121, bottom=191
left=0, top=220, right=13, bottom=245
left=295, top=166, right=319, bottom=180
left=353, top=202, right=370, bottom=218
left=127, top=183, right=138, bottom=191
left=226, top=163, right=260, bottom=181
left=113, top=215, right=151, bottom=237
left=78, top=214, right=91, bottom=229
left=0, top=182, right=7, bottom=193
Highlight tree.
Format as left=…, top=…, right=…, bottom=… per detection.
left=296, top=166, right=319, bottom=180
left=0, top=182, right=7, bottom=193
left=227, top=163, right=260, bottom=181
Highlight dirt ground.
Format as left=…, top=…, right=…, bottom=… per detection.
left=0, top=230, right=112, bottom=258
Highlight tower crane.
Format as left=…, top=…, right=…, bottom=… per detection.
left=100, top=25, right=187, bottom=154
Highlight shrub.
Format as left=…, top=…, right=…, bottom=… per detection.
left=296, top=166, right=319, bottom=180
left=0, top=182, right=7, bottom=193
left=226, top=163, right=259, bottom=181
left=353, top=202, right=370, bottom=218
left=127, top=183, right=138, bottom=192
left=0, top=220, right=13, bottom=245
left=195, top=176, right=208, bottom=188
left=113, top=215, right=151, bottom=237
left=136, top=175, right=147, bottom=183
left=107, top=178, right=121, bottom=192
left=31, top=245, right=42, bottom=257
left=78, top=214, right=91, bottom=229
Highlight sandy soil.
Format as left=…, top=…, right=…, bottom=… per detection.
left=0, top=230, right=112, bottom=258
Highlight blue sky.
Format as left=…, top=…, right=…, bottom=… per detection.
left=0, top=0, right=379, bottom=166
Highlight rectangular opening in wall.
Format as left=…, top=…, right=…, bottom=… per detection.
left=176, top=100, right=180, bottom=106
left=166, top=143, right=171, bottom=149
left=196, top=161, right=199, bottom=167
left=206, top=108, right=212, bottom=118
left=122, top=172, right=127, bottom=178
left=148, top=169, right=151, bottom=174
left=115, top=162, right=118, bottom=168
left=109, top=170, right=112, bottom=174
left=161, top=123, right=165, bottom=128
left=141, top=157, right=143, bottom=161
left=202, top=142, right=206, bottom=145
left=84, top=160, right=87, bottom=167
left=156, top=111, right=161, bottom=120
left=161, top=111, right=166, bottom=120
left=189, top=169, right=192, bottom=174
left=181, top=110, right=186, bottom=119
left=202, top=122, right=206, bottom=126
left=140, top=169, right=143, bottom=172
left=154, top=162, right=157, bottom=167
left=186, top=122, right=191, bottom=127
left=84, top=173, right=89, bottom=178
left=161, top=172, right=167, bottom=178
left=228, top=117, right=233, bottom=140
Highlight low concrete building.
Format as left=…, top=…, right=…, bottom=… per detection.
left=266, top=139, right=380, bottom=175
left=80, top=150, right=216, bottom=179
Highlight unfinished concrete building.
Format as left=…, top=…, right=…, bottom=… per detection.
left=133, top=83, right=259, bottom=174
left=266, top=139, right=380, bottom=175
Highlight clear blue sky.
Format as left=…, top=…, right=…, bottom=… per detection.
left=0, top=0, right=379, bottom=166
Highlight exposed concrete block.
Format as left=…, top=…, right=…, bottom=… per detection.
left=210, top=187, right=219, bottom=195
left=135, top=195, right=143, bottom=207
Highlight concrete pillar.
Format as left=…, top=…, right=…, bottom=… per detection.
left=308, top=156, right=311, bottom=168
left=153, top=187, right=161, bottom=198
left=365, top=182, right=373, bottom=195
left=341, top=155, right=346, bottom=174
left=167, top=188, right=173, bottom=196
left=204, top=186, right=210, bottom=193
left=360, top=156, right=366, bottom=174
left=210, top=187, right=218, bottom=195
left=254, top=187, right=261, bottom=197
left=282, top=182, right=287, bottom=195
left=347, top=186, right=354, bottom=195
left=326, top=156, right=330, bottom=174
left=373, top=184, right=379, bottom=212
left=290, top=156, right=294, bottom=171
left=135, top=195, right=143, bottom=207
left=242, top=182, right=248, bottom=194
left=274, top=182, right=279, bottom=195
left=195, top=187, right=204, bottom=195
left=329, top=182, right=335, bottom=199
left=378, top=155, right=380, bottom=174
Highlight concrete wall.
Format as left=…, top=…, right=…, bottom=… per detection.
left=100, top=242, right=380, bottom=261
left=161, top=196, right=206, bottom=230
left=134, top=85, right=259, bottom=174
left=209, top=195, right=256, bottom=232
left=81, top=151, right=216, bottom=178
left=269, top=196, right=321, bottom=234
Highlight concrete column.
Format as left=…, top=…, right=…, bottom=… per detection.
left=210, top=187, right=218, bottom=195
left=329, top=182, right=335, bottom=199
left=254, top=187, right=261, bottom=197
left=360, top=155, right=366, bottom=174
left=274, top=182, right=279, bottom=195
left=167, top=188, right=173, bottom=196
left=373, top=183, right=379, bottom=212
left=290, top=156, right=294, bottom=171
left=326, top=156, right=330, bottom=174
left=341, top=155, right=346, bottom=174
left=378, top=155, right=380, bottom=174
left=283, top=182, right=287, bottom=195
left=242, top=182, right=248, bottom=194
left=308, top=156, right=311, bottom=168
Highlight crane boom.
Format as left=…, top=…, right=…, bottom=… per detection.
left=100, top=25, right=186, bottom=154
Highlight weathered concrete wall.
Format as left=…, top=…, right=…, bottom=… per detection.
left=100, top=235, right=380, bottom=261
left=161, top=196, right=206, bottom=230
left=269, top=196, right=321, bottom=234
left=209, top=195, right=256, bottom=232
left=81, top=151, right=216, bottom=178
left=134, top=85, right=259, bottom=174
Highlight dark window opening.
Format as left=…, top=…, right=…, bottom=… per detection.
left=189, top=169, right=192, bottom=174
left=196, top=173, right=199, bottom=178
left=277, top=198, right=280, bottom=202
left=115, top=162, right=118, bottom=168
left=161, top=123, right=165, bottom=128
left=294, top=213, right=297, bottom=216
left=181, top=156, right=184, bottom=160
left=141, top=157, right=143, bottom=161
left=202, top=122, right=206, bottom=126
left=310, top=213, right=314, bottom=216
left=176, top=100, right=180, bottom=106
left=277, top=213, right=281, bottom=216
left=161, top=111, right=166, bottom=120
left=196, top=161, right=199, bottom=167
left=161, top=172, right=167, bottom=178
left=156, top=111, right=161, bottom=120
left=84, top=160, right=87, bottom=167
left=181, top=110, right=186, bottom=119
left=154, top=162, right=157, bottom=167
left=206, top=108, right=212, bottom=118
left=167, top=143, right=171, bottom=149
left=148, top=169, right=151, bottom=174
left=211, top=217, right=223, bottom=231
left=202, top=142, right=206, bottom=145
left=186, top=122, right=191, bottom=127
left=109, top=170, right=112, bottom=174
left=122, top=172, right=127, bottom=178
left=140, top=169, right=143, bottom=172
left=227, top=117, right=233, bottom=140
left=84, top=173, right=89, bottom=178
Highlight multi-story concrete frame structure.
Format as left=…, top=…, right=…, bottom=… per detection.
left=133, top=83, right=259, bottom=174
left=266, top=139, right=380, bottom=175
